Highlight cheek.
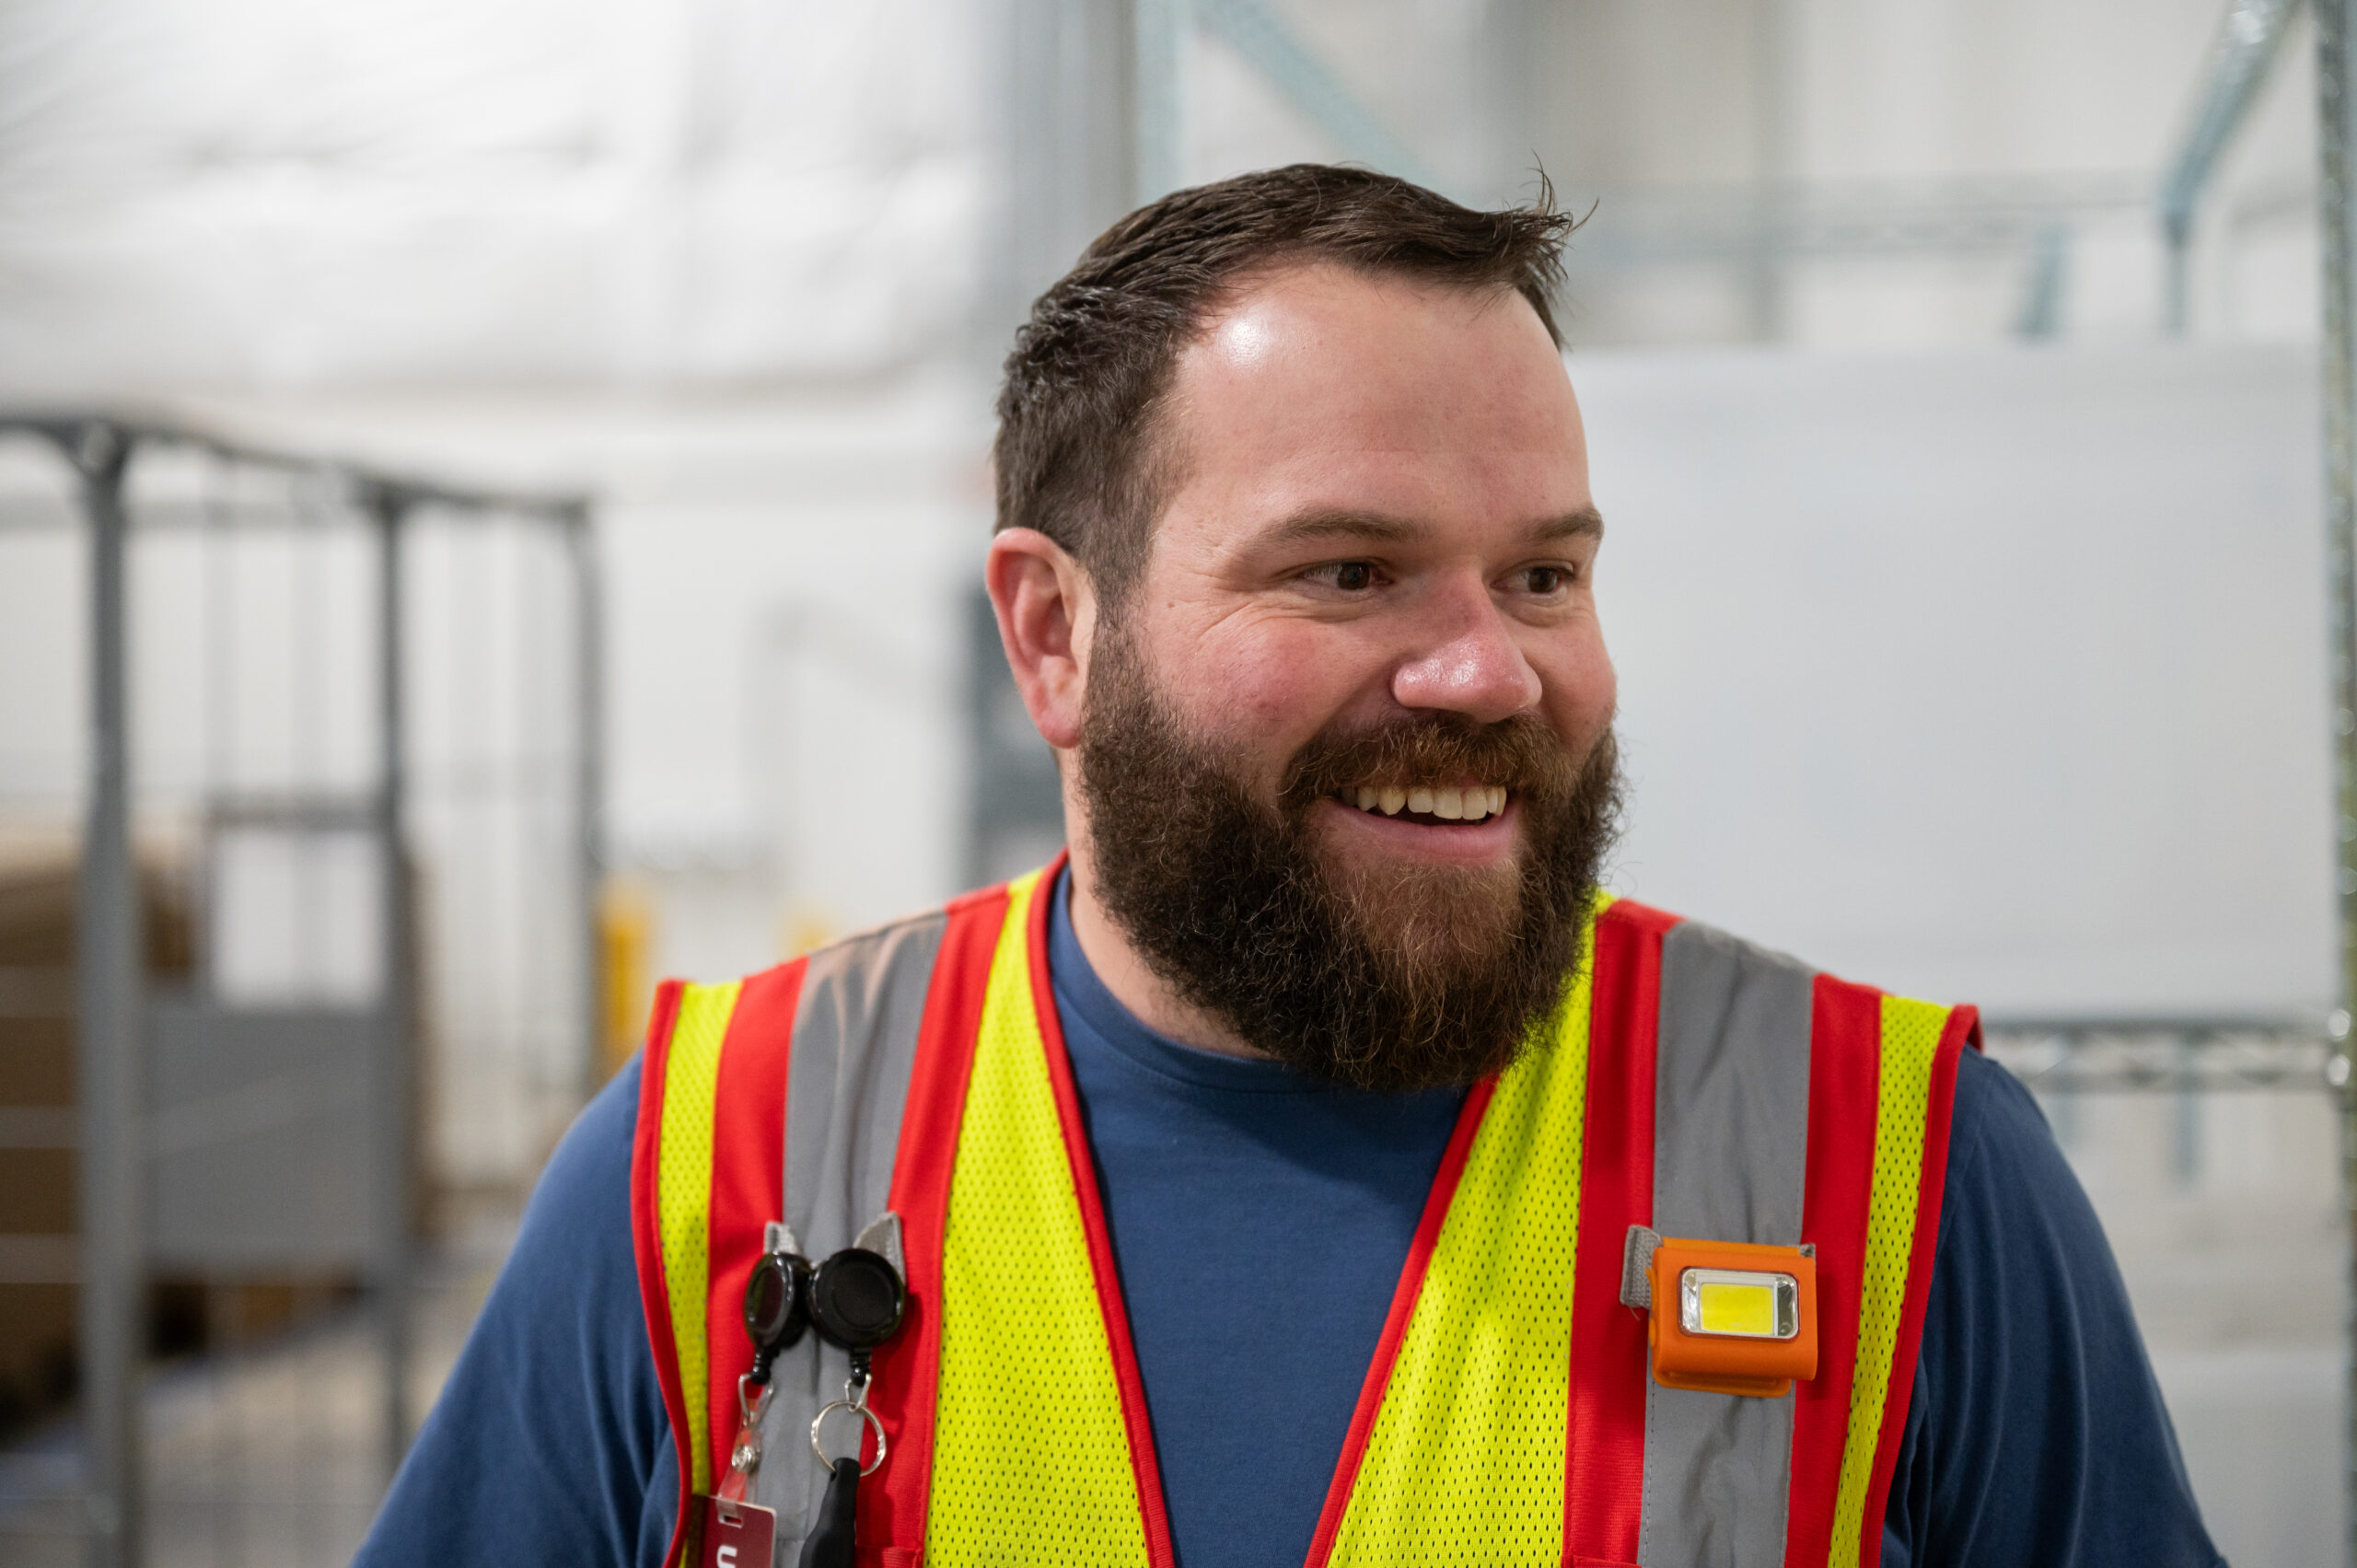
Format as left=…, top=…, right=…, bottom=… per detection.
left=1167, top=621, right=1363, bottom=754
left=1540, top=633, right=1617, bottom=740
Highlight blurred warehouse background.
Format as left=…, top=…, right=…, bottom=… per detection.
left=0, top=0, right=2345, bottom=1564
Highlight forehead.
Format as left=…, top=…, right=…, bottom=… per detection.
left=1156, top=261, right=1590, bottom=545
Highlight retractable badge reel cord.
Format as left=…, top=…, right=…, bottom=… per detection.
left=708, top=1217, right=907, bottom=1568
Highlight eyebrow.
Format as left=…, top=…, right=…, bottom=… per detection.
left=1258, top=505, right=1605, bottom=550
left=1533, top=505, right=1606, bottom=543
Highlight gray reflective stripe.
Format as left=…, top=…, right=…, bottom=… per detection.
left=784, top=912, right=947, bottom=1254
left=751, top=909, right=951, bottom=1543
left=1651, top=922, right=1814, bottom=1245
left=1638, top=918, right=1817, bottom=1568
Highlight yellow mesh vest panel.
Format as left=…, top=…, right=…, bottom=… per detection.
left=1825, top=994, right=1949, bottom=1568
left=1326, top=896, right=1613, bottom=1567
left=926, top=871, right=1154, bottom=1567
left=656, top=981, right=740, bottom=1499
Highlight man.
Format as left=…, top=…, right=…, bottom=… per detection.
left=359, top=166, right=2219, bottom=1567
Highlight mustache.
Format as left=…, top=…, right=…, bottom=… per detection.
left=1279, top=711, right=1585, bottom=810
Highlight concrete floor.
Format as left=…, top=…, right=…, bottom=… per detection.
left=0, top=1204, right=509, bottom=1568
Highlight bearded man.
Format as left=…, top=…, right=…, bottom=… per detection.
left=359, top=167, right=2218, bottom=1568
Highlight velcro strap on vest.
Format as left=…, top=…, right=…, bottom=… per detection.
left=1620, top=1225, right=1662, bottom=1311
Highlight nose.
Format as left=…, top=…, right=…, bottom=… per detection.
left=1388, top=578, right=1543, bottom=724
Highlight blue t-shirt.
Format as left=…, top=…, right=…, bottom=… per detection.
left=1047, top=873, right=1467, bottom=1565
left=358, top=880, right=2222, bottom=1567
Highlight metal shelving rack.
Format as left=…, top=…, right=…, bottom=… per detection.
left=2316, top=1, right=2357, bottom=1560
left=0, top=413, right=599, bottom=1568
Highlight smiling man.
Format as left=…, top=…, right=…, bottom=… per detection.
left=1025, top=244, right=1620, bottom=1096
left=359, top=167, right=2218, bottom=1568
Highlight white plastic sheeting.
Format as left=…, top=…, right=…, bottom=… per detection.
left=0, top=0, right=986, bottom=392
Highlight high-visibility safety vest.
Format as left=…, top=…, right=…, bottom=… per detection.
left=631, top=860, right=1977, bottom=1568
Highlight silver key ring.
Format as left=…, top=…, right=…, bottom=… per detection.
left=810, top=1400, right=888, bottom=1476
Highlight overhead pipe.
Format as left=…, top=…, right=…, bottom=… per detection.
left=1136, top=0, right=1436, bottom=195
left=2163, top=0, right=2304, bottom=334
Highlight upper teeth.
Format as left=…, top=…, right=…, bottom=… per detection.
left=1353, top=784, right=1507, bottom=820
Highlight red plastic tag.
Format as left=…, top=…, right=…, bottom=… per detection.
left=697, top=1493, right=776, bottom=1568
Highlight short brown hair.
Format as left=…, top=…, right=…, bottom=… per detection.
left=993, top=164, right=1576, bottom=607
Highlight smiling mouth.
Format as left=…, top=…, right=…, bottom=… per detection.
left=1336, top=784, right=1510, bottom=823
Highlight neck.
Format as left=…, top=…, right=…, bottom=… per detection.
left=1060, top=831, right=1272, bottom=1062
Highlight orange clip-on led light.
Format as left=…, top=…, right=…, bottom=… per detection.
left=1645, top=1237, right=1817, bottom=1398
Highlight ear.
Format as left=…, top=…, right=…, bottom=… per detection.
left=985, top=528, right=1095, bottom=752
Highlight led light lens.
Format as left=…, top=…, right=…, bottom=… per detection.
left=1678, top=1268, right=1800, bottom=1341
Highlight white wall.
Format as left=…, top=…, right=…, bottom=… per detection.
left=1585, top=341, right=2335, bottom=1016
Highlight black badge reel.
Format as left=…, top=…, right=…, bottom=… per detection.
left=726, top=1214, right=908, bottom=1568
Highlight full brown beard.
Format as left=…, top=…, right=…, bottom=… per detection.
left=1075, top=632, right=1622, bottom=1092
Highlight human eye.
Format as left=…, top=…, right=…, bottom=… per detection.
left=1303, top=559, right=1385, bottom=594
left=1513, top=563, right=1576, bottom=597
